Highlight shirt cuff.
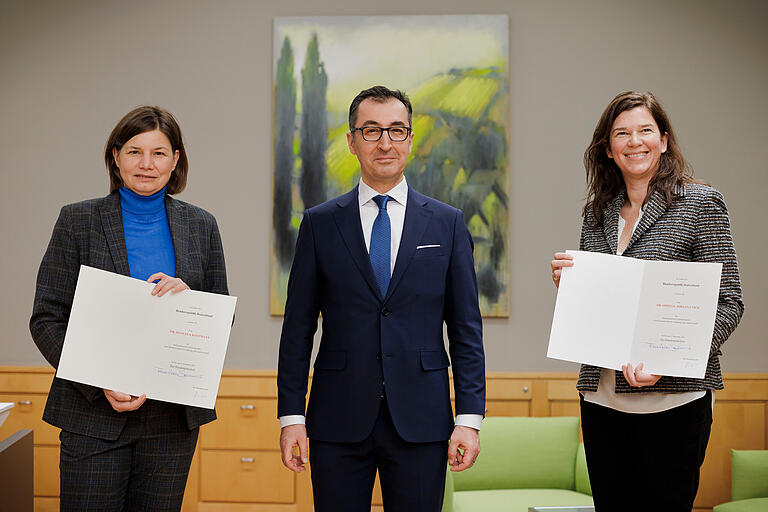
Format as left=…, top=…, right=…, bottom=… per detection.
left=279, top=415, right=306, bottom=428
left=455, top=414, right=483, bottom=431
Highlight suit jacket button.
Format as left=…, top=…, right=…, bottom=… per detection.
left=376, top=353, right=382, bottom=360
left=381, top=308, right=390, bottom=316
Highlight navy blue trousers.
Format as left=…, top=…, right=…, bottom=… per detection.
left=580, top=391, right=712, bottom=512
left=59, top=400, right=198, bottom=512
left=309, top=397, right=448, bottom=512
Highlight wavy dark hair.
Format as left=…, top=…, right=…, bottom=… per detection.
left=104, top=106, right=188, bottom=194
left=583, top=91, right=695, bottom=226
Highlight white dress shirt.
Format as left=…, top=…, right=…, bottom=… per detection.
left=358, top=177, right=407, bottom=273
left=280, top=176, right=482, bottom=431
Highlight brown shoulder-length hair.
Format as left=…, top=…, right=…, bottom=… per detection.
left=583, top=91, right=695, bottom=226
left=104, top=106, right=188, bottom=194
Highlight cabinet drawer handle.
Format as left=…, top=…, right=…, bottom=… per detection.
left=17, top=400, right=32, bottom=405
left=240, top=457, right=255, bottom=463
left=240, top=404, right=255, bottom=410
left=523, top=386, right=529, bottom=393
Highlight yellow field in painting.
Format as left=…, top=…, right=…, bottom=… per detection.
left=410, top=72, right=502, bottom=118
left=324, top=68, right=504, bottom=190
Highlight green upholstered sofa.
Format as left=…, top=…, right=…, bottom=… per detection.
left=714, top=450, right=768, bottom=512
left=442, top=417, right=593, bottom=512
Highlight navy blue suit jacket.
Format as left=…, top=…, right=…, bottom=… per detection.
left=277, top=186, right=485, bottom=444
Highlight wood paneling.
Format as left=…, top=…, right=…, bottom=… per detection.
left=200, top=450, right=293, bottom=503
left=0, top=368, right=54, bottom=394
left=216, top=372, right=279, bottom=398
left=294, top=467, right=313, bottom=512
left=201, top=398, right=280, bottom=450
left=34, top=497, right=59, bottom=512
left=694, top=401, right=766, bottom=508
left=34, top=445, right=59, bottom=497
left=372, top=473, right=383, bottom=505
left=715, top=376, right=768, bottom=400
left=545, top=379, right=579, bottom=400
left=0, top=393, right=59, bottom=445
left=3, top=367, right=766, bottom=512
left=182, top=446, right=200, bottom=512
left=549, top=401, right=581, bottom=418
left=485, top=378, right=533, bottom=399
left=486, top=400, right=530, bottom=417
left=198, top=504, right=297, bottom=512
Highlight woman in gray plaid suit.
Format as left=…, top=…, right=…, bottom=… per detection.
left=30, top=106, right=229, bottom=511
left=551, top=92, right=743, bottom=511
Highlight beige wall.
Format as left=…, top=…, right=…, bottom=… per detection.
left=1, top=0, right=765, bottom=372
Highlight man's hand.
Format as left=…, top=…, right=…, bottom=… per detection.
left=280, top=424, right=309, bottom=473
left=103, top=389, right=146, bottom=412
left=448, top=425, right=479, bottom=472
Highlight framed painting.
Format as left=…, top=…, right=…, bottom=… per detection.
left=272, top=15, right=510, bottom=316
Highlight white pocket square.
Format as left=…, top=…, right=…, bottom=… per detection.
left=416, top=244, right=441, bottom=249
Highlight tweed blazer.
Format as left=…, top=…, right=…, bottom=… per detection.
left=30, top=191, right=229, bottom=441
left=576, top=183, right=744, bottom=394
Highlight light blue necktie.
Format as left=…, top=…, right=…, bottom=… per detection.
left=370, top=195, right=391, bottom=298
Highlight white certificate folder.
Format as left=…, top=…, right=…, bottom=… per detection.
left=57, top=265, right=237, bottom=409
left=547, top=251, right=721, bottom=378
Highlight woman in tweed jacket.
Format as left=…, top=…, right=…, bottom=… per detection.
left=551, top=92, right=743, bottom=511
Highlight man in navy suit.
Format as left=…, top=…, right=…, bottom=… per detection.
left=277, top=85, right=485, bottom=511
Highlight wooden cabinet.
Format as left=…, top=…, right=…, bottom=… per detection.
left=0, top=368, right=57, bottom=512
left=200, top=450, right=293, bottom=502
left=201, top=398, right=280, bottom=450
left=0, top=393, right=59, bottom=445
left=195, top=371, right=313, bottom=511
left=34, top=445, right=60, bottom=496
left=2, top=367, right=766, bottom=512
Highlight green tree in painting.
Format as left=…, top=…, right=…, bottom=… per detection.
left=299, top=33, right=328, bottom=209
left=273, top=36, right=297, bottom=267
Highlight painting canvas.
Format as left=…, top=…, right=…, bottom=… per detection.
left=271, top=15, right=510, bottom=316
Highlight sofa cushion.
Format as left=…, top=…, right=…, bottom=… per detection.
left=574, top=443, right=592, bottom=496
left=452, top=417, right=580, bottom=491
left=453, top=488, right=594, bottom=512
left=443, top=466, right=454, bottom=512
left=732, top=450, right=768, bottom=501
left=713, top=497, right=768, bottom=512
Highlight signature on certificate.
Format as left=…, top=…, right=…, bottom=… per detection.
left=154, top=363, right=204, bottom=380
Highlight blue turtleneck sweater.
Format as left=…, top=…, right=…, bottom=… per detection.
left=119, top=187, right=176, bottom=281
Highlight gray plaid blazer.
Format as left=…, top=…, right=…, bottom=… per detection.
left=576, top=183, right=744, bottom=394
left=30, top=191, right=229, bottom=440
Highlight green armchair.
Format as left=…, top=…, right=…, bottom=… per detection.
left=714, top=450, right=768, bottom=512
left=442, top=416, right=593, bottom=512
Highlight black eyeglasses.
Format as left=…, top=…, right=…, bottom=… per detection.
left=352, top=126, right=412, bottom=142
